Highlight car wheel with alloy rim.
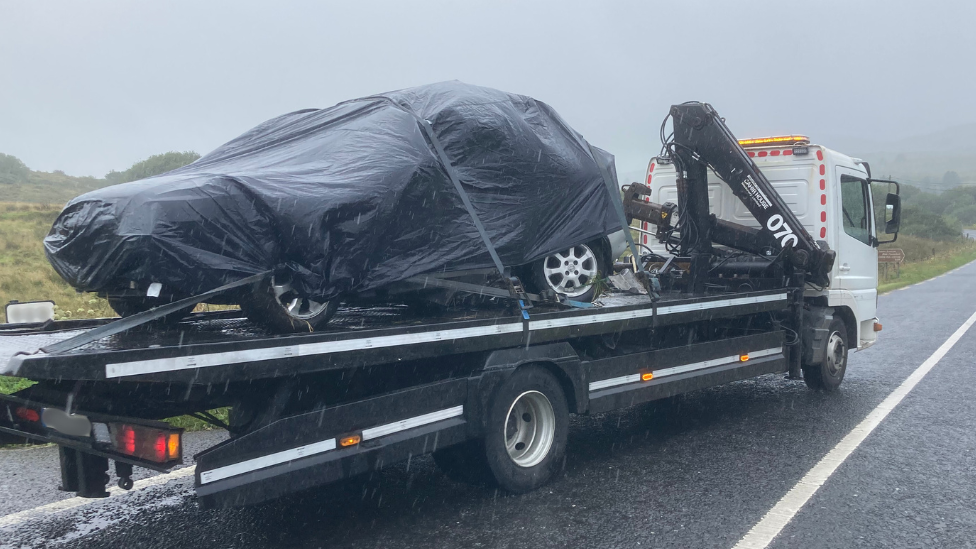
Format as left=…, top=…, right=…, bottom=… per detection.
left=239, top=274, right=338, bottom=333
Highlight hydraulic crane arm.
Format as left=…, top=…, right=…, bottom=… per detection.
left=656, top=102, right=834, bottom=287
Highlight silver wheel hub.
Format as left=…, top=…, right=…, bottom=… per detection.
left=825, top=331, right=846, bottom=376
left=543, top=244, right=598, bottom=297
left=504, top=390, right=555, bottom=468
left=271, top=277, right=330, bottom=320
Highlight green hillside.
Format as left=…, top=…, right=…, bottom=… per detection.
left=0, top=151, right=200, bottom=205
left=0, top=150, right=201, bottom=322
left=0, top=203, right=114, bottom=322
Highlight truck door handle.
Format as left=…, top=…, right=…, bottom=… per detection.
left=838, top=264, right=851, bottom=271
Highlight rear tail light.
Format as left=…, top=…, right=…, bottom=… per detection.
left=15, top=407, right=40, bottom=423
left=109, top=423, right=182, bottom=463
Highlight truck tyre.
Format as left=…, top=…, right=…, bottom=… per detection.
left=528, top=239, right=608, bottom=303
left=239, top=275, right=338, bottom=333
left=482, top=366, right=569, bottom=493
left=802, top=318, right=848, bottom=391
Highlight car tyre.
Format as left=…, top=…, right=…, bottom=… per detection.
left=239, top=275, right=339, bottom=333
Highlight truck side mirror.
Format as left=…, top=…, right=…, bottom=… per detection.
left=870, top=178, right=900, bottom=245
left=884, top=193, right=901, bottom=234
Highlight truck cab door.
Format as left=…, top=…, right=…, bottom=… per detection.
left=832, top=169, right=878, bottom=325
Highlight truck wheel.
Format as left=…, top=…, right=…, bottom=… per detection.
left=529, top=239, right=608, bottom=302
left=802, top=318, right=848, bottom=391
left=239, top=275, right=338, bottom=333
left=483, top=366, right=569, bottom=493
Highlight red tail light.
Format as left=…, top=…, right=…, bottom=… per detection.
left=15, top=407, right=40, bottom=423
left=154, top=433, right=167, bottom=462
left=120, top=425, right=136, bottom=454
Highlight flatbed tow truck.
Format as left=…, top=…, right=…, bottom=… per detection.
left=0, top=102, right=901, bottom=508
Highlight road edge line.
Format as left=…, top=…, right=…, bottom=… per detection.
left=0, top=465, right=196, bottom=530
left=883, top=257, right=976, bottom=294
left=732, top=309, right=976, bottom=549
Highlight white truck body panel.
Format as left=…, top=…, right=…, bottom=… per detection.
left=641, top=145, right=879, bottom=350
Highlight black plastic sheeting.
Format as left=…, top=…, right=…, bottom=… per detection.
left=45, top=81, right=621, bottom=301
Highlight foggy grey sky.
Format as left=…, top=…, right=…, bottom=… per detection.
left=1, top=0, right=974, bottom=178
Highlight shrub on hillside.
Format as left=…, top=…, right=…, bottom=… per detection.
left=0, top=153, right=29, bottom=185
left=104, top=151, right=200, bottom=184
left=898, top=206, right=961, bottom=241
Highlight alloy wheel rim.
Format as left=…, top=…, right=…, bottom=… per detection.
left=543, top=244, right=598, bottom=297
left=271, top=278, right=330, bottom=320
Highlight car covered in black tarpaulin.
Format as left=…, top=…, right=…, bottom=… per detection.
left=45, top=81, right=627, bottom=332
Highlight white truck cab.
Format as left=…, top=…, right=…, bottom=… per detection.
left=640, top=136, right=892, bottom=351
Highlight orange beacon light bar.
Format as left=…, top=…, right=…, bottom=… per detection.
left=737, top=135, right=810, bottom=147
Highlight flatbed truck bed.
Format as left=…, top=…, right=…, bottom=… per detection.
left=1, top=288, right=796, bottom=507
left=3, top=289, right=786, bottom=383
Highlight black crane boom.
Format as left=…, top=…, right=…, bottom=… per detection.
left=625, top=102, right=835, bottom=288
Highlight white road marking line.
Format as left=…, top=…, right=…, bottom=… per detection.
left=0, top=465, right=196, bottom=530
left=732, top=309, right=976, bottom=549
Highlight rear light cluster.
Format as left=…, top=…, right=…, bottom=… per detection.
left=8, top=404, right=182, bottom=464
left=107, top=423, right=182, bottom=463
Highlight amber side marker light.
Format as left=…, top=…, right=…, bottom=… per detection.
left=339, top=434, right=362, bottom=447
left=641, top=372, right=654, bottom=382
left=740, top=354, right=749, bottom=362
left=874, top=322, right=883, bottom=332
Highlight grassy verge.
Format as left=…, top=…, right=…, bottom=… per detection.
left=878, top=238, right=976, bottom=293
left=164, top=408, right=230, bottom=431
left=0, top=376, right=36, bottom=395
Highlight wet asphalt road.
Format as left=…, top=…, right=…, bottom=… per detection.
left=0, top=431, right=228, bottom=518
left=3, top=262, right=976, bottom=548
